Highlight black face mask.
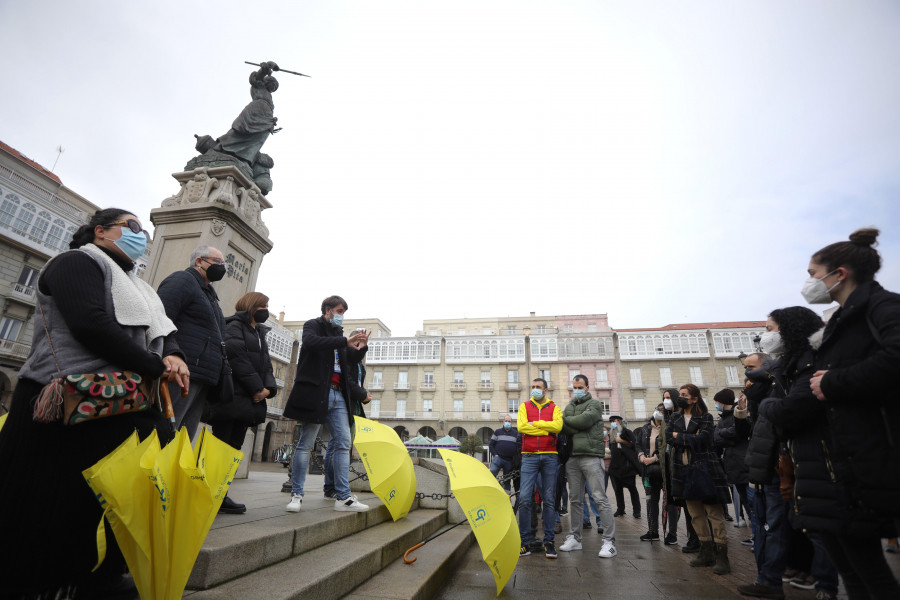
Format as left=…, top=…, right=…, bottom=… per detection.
left=205, top=263, right=226, bottom=282
left=674, top=395, right=690, bottom=410
left=254, top=309, right=269, bottom=323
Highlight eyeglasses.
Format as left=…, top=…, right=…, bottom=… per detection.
left=105, top=219, right=150, bottom=241
left=200, top=256, right=225, bottom=265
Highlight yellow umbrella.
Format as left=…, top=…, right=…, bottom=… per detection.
left=352, top=416, right=416, bottom=521
left=0, top=412, right=7, bottom=431
left=438, top=449, right=520, bottom=596
left=84, top=426, right=243, bottom=600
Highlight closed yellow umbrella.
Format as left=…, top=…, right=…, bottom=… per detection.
left=0, top=413, right=7, bottom=431
left=83, top=426, right=243, bottom=600
left=352, top=416, right=416, bottom=521
left=83, top=430, right=161, bottom=600
left=438, top=449, right=520, bottom=596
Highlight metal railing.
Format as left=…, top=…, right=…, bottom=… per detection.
left=0, top=339, right=30, bottom=360
left=393, top=382, right=411, bottom=391
left=478, top=382, right=493, bottom=391
left=505, top=382, right=520, bottom=391
left=450, top=382, right=467, bottom=391
left=419, top=382, right=436, bottom=391
left=0, top=164, right=86, bottom=219
left=10, top=283, right=35, bottom=303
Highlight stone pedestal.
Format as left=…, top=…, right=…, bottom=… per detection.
left=145, top=165, right=274, bottom=313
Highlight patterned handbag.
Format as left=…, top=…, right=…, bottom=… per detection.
left=31, top=304, right=156, bottom=425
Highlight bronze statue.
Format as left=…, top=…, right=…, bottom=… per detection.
left=187, top=61, right=302, bottom=196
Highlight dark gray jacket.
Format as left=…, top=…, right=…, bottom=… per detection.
left=156, top=268, right=226, bottom=386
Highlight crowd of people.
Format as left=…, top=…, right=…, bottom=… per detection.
left=494, top=227, right=900, bottom=600
left=0, top=211, right=896, bottom=600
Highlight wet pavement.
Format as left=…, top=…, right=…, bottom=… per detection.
left=434, top=491, right=900, bottom=600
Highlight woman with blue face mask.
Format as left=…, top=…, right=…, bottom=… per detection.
left=0, top=208, right=190, bottom=598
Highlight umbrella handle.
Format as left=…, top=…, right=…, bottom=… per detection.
left=158, top=374, right=186, bottom=431
left=403, top=542, right=424, bottom=564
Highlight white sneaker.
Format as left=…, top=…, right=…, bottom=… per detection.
left=286, top=494, right=303, bottom=512
left=734, top=518, right=747, bottom=528
left=335, top=496, right=369, bottom=512
left=598, top=540, right=617, bottom=558
left=559, top=535, right=582, bottom=552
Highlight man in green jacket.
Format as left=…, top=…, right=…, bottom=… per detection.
left=558, top=374, right=617, bottom=558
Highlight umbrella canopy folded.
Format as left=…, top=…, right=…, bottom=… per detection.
left=438, top=449, right=519, bottom=595
left=84, top=426, right=243, bottom=600
left=353, top=416, right=416, bottom=521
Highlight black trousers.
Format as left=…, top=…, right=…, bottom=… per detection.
left=211, top=420, right=249, bottom=452
left=818, top=532, right=900, bottom=600
left=613, top=474, right=641, bottom=516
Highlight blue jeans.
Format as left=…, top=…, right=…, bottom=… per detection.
left=291, top=390, right=353, bottom=500
left=751, top=478, right=791, bottom=588
left=807, top=533, right=839, bottom=596
left=518, top=454, right=559, bottom=545
left=490, top=456, right=514, bottom=492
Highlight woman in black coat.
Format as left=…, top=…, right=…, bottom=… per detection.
left=666, top=384, right=733, bottom=575
left=207, top=292, right=277, bottom=513
left=801, top=228, right=900, bottom=599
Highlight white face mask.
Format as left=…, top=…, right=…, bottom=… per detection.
left=801, top=270, right=840, bottom=304
left=653, top=410, right=664, bottom=421
left=663, top=398, right=674, bottom=410
left=759, top=331, right=785, bottom=356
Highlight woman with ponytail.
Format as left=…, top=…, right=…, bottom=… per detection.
left=800, top=228, right=900, bottom=599
left=0, top=208, right=190, bottom=599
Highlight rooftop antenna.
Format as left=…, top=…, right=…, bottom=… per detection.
left=51, top=146, right=64, bottom=172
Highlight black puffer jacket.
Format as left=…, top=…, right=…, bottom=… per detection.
left=609, top=425, right=640, bottom=478
left=815, top=280, right=900, bottom=520
left=760, top=346, right=896, bottom=537
left=206, top=311, right=277, bottom=427
left=156, top=268, right=226, bottom=385
left=744, top=361, right=788, bottom=485
left=714, top=408, right=750, bottom=485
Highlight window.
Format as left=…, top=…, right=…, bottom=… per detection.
left=482, top=328, right=491, bottom=335
left=595, top=368, right=608, bottom=385
left=481, top=399, right=491, bottom=413
left=588, top=323, right=597, bottom=332
left=537, top=325, right=546, bottom=334
left=564, top=324, right=573, bottom=333
left=538, top=369, right=551, bottom=383
left=507, top=326, right=516, bottom=334
left=372, top=371, right=383, bottom=386
left=423, top=398, right=433, bottom=412
left=0, top=196, right=19, bottom=227
left=507, top=370, right=518, bottom=383
left=47, top=219, right=68, bottom=251
left=629, top=368, right=643, bottom=387
left=397, top=372, right=408, bottom=386
left=454, top=399, right=464, bottom=412
left=633, top=398, right=647, bottom=419
left=12, top=203, right=35, bottom=235
left=725, top=365, right=739, bottom=386
left=457, top=328, right=466, bottom=335
left=454, top=371, right=464, bottom=383
left=689, top=366, right=703, bottom=386
left=424, top=371, right=434, bottom=384
left=659, top=367, right=673, bottom=388
left=599, top=399, right=610, bottom=415
left=507, top=398, right=518, bottom=413
left=480, top=370, right=491, bottom=383
left=29, top=210, right=51, bottom=243
left=396, top=399, right=406, bottom=418
left=370, top=399, right=380, bottom=416
left=17, top=266, right=39, bottom=288
left=568, top=368, right=580, bottom=380
left=0, top=317, right=24, bottom=341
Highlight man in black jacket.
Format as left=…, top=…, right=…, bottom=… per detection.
left=489, top=414, right=520, bottom=493
left=157, top=245, right=228, bottom=441
left=284, top=295, right=368, bottom=513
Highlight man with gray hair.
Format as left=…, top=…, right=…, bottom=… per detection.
left=157, top=245, right=237, bottom=503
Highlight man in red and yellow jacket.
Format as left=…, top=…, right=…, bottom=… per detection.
left=516, top=378, right=563, bottom=558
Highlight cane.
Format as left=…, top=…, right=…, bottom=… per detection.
left=159, top=374, right=188, bottom=432
left=403, top=520, right=468, bottom=564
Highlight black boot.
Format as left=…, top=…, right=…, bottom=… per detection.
left=690, top=541, right=715, bottom=567
left=219, top=495, right=247, bottom=514
left=682, top=534, right=701, bottom=553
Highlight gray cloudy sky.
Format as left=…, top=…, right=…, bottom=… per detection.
left=2, top=1, right=899, bottom=334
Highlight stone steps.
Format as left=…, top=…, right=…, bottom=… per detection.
left=184, top=508, right=449, bottom=600
left=344, top=523, right=475, bottom=600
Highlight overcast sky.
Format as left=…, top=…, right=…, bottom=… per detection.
left=2, top=1, right=899, bottom=335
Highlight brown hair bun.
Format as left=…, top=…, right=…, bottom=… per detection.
left=849, top=227, right=879, bottom=247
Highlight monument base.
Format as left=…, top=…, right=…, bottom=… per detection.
left=145, top=165, right=274, bottom=313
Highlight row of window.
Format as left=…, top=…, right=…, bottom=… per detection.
left=370, top=367, right=610, bottom=387
left=431, top=324, right=602, bottom=336
left=0, top=191, right=76, bottom=254
left=628, top=365, right=740, bottom=388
